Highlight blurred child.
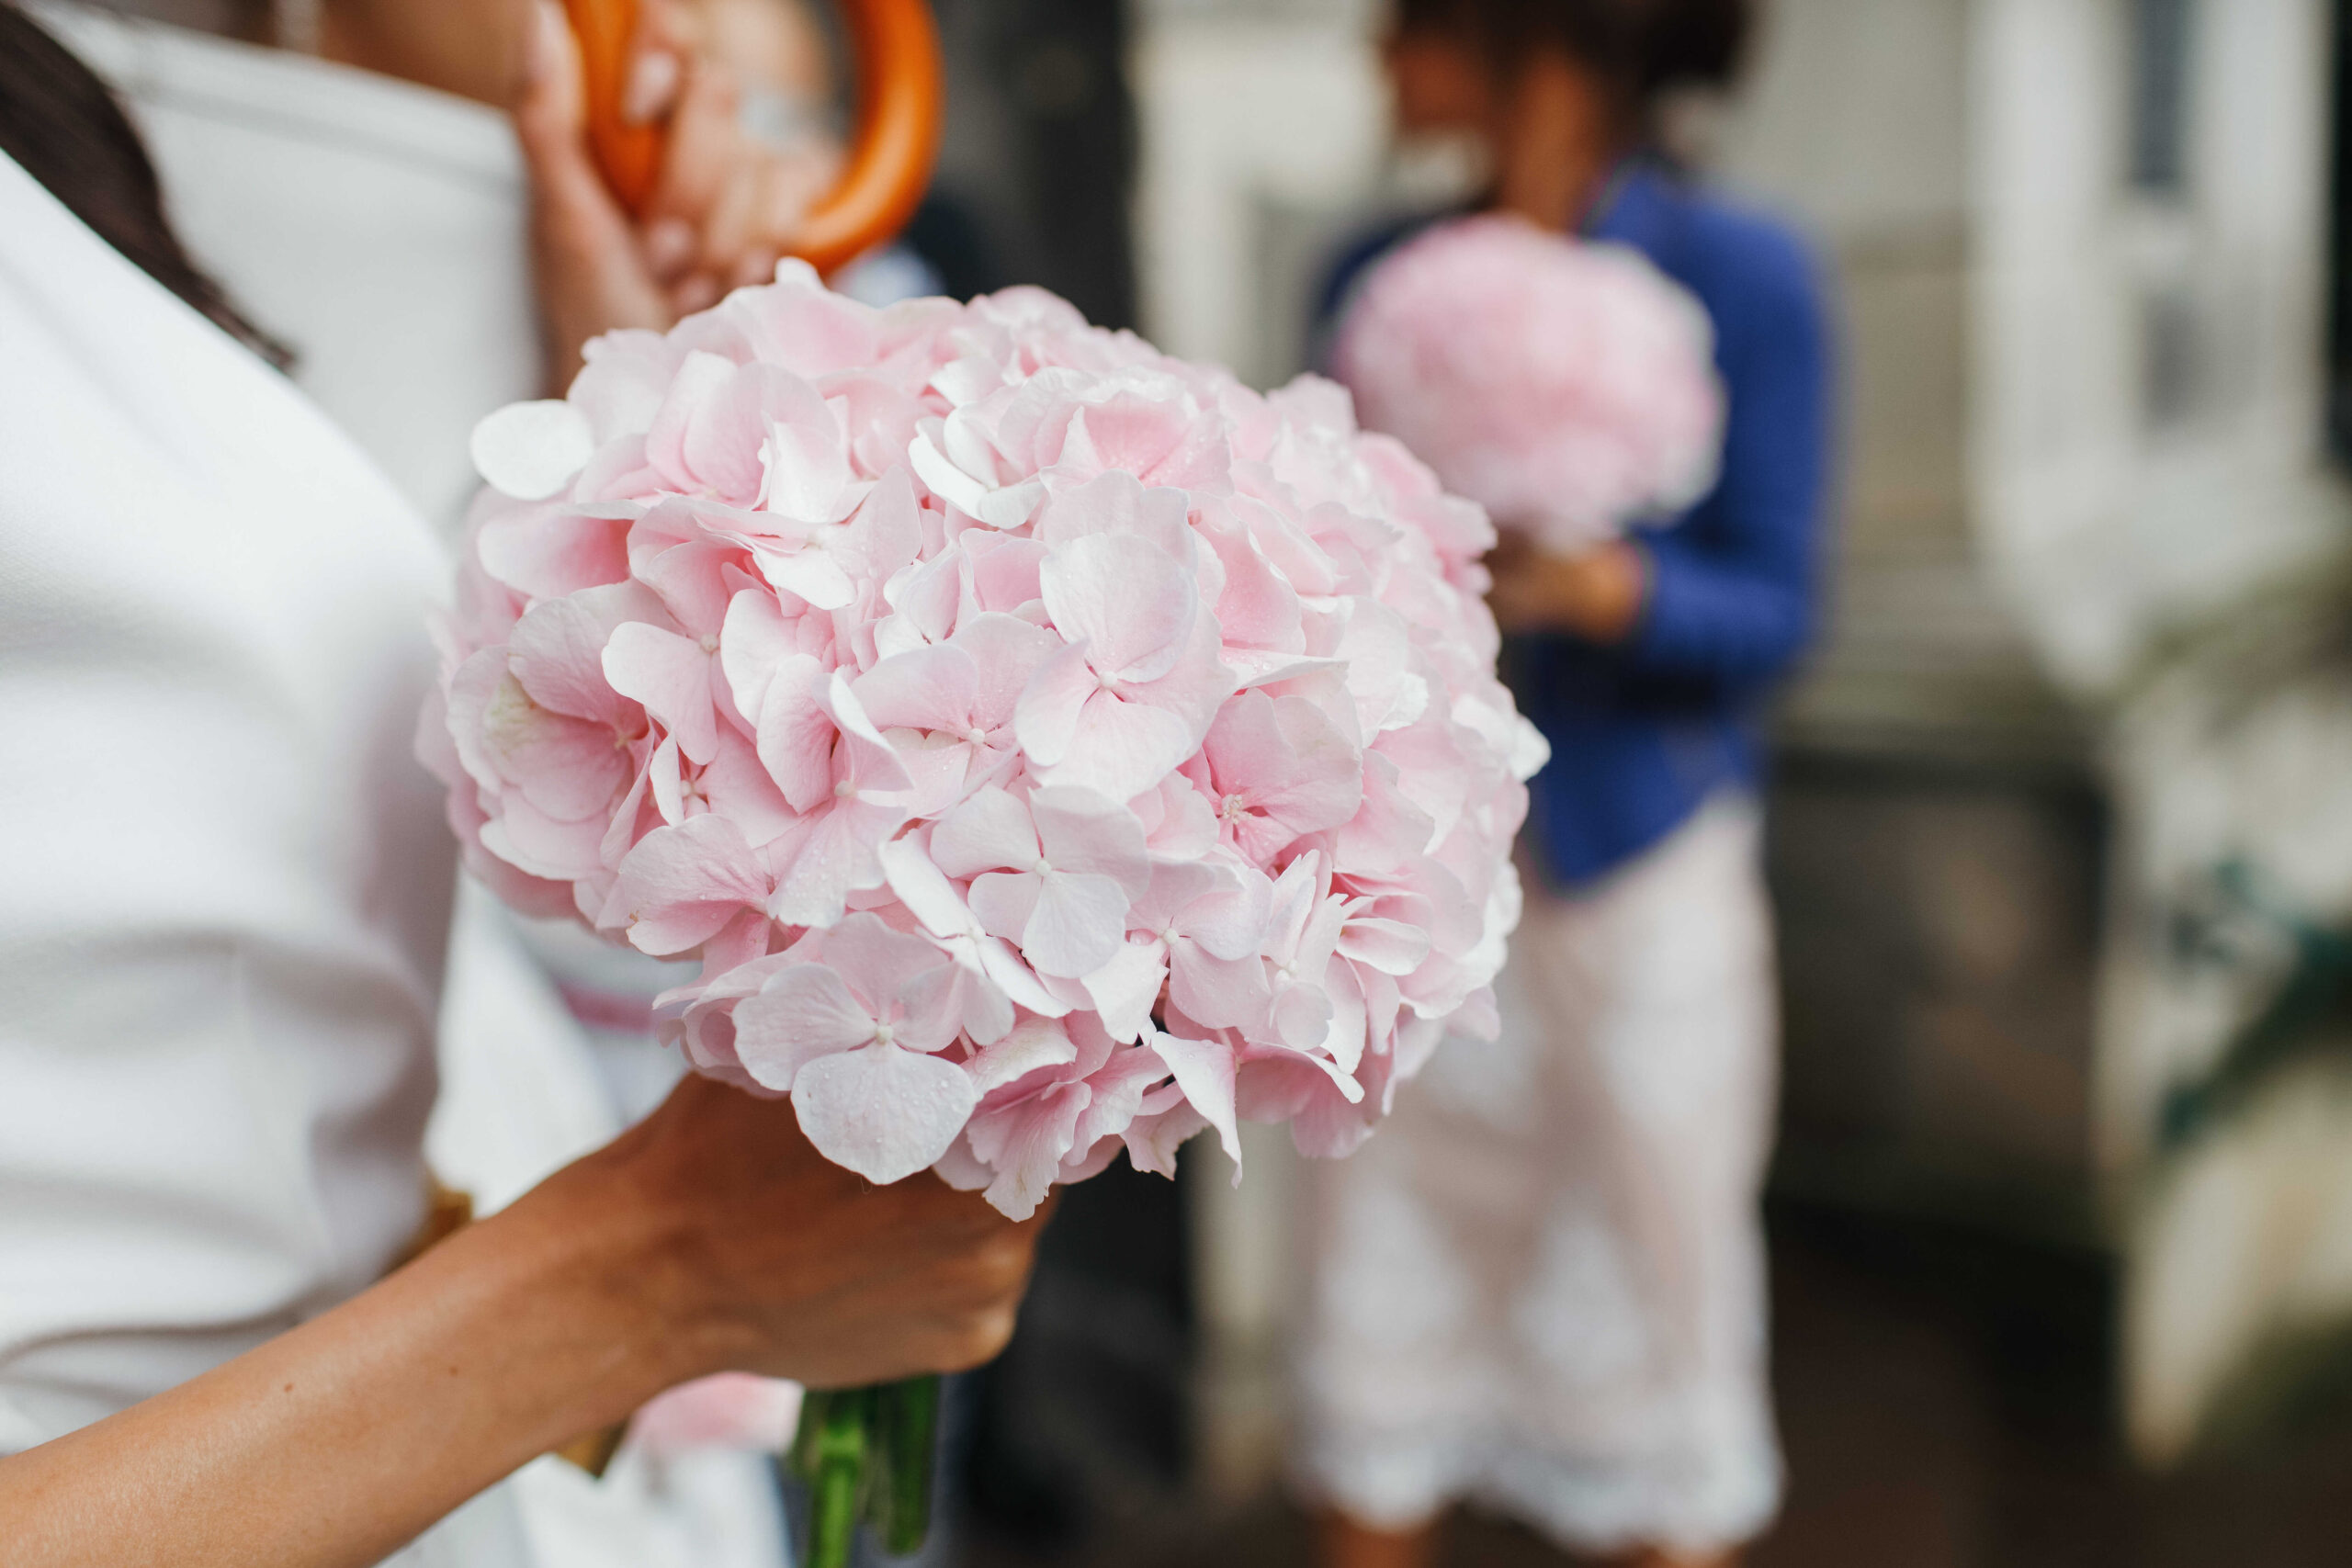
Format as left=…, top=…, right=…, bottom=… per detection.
left=1295, top=3, right=1830, bottom=1565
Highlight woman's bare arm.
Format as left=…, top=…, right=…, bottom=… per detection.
left=0, top=1075, right=1043, bottom=1568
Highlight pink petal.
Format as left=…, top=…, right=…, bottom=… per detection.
left=1197, top=504, right=1305, bottom=652
left=966, top=1017, right=1080, bottom=1097
left=1148, top=1031, right=1241, bottom=1172
left=832, top=464, right=924, bottom=581
left=1124, top=1100, right=1209, bottom=1179
left=756, top=545, right=856, bottom=611
left=754, top=656, right=834, bottom=812
left=974, top=932, right=1073, bottom=1021
left=878, top=832, right=978, bottom=939
left=968, top=1084, right=1087, bottom=1220
left=819, top=911, right=949, bottom=1019
left=609, top=815, right=770, bottom=955
left=645, top=350, right=737, bottom=489
left=1021, top=870, right=1131, bottom=978
left=1119, top=606, right=1235, bottom=749
left=959, top=533, right=1047, bottom=615
left=1272, top=981, right=1335, bottom=1053
left=697, top=729, right=797, bottom=846
left=605, top=622, right=720, bottom=764
left=1045, top=693, right=1193, bottom=803
left=1168, top=942, right=1271, bottom=1032
left=1078, top=939, right=1168, bottom=1044
left=794, top=1042, right=980, bottom=1186
left=509, top=584, right=657, bottom=727
left=967, top=870, right=1041, bottom=946
left=476, top=504, right=633, bottom=601
left=1338, top=915, right=1431, bottom=976
left=767, top=795, right=903, bottom=929
left=635, top=535, right=741, bottom=637
left=758, top=385, right=854, bottom=523
left=1174, top=867, right=1272, bottom=963
left=1069, top=1043, right=1174, bottom=1152
left=628, top=1373, right=803, bottom=1458
left=1012, top=639, right=1094, bottom=768
left=954, top=612, right=1063, bottom=729
left=1058, top=391, right=1229, bottom=492
left=930, top=787, right=1039, bottom=878
left=570, top=327, right=681, bottom=440
left=719, top=588, right=797, bottom=729
left=852, top=642, right=979, bottom=732
left=733, top=964, right=876, bottom=1089
left=823, top=674, right=916, bottom=796
left=1032, top=469, right=1193, bottom=560
left=906, top=958, right=1013, bottom=1048
left=1038, top=533, right=1195, bottom=683
left=1206, top=691, right=1363, bottom=837
left=1028, top=787, right=1151, bottom=897
left=1318, top=957, right=1370, bottom=1076
left=932, top=1131, right=994, bottom=1193
left=481, top=792, right=609, bottom=882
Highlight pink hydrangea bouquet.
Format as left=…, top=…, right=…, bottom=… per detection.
left=421, top=261, right=1544, bottom=1562
left=1331, top=213, right=1724, bottom=556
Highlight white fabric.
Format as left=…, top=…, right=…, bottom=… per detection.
left=0, top=17, right=791, bottom=1561
left=37, top=1, right=541, bottom=532
left=1292, top=797, right=1784, bottom=1555
left=0, top=136, right=455, bottom=1492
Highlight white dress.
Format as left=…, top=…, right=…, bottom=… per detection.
left=1293, top=797, right=1784, bottom=1556
left=0, top=21, right=786, bottom=1562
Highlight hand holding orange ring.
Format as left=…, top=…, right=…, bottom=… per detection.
left=558, top=0, right=944, bottom=277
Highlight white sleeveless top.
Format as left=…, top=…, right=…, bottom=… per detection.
left=3, top=17, right=789, bottom=1566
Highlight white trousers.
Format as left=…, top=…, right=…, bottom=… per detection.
left=1292, top=797, right=1783, bottom=1555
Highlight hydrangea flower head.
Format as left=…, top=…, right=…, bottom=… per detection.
left=425, top=264, right=1546, bottom=1217
left=1331, top=214, right=1725, bottom=555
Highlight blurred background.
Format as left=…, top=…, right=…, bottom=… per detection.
left=894, top=0, right=2352, bottom=1562
left=63, top=0, right=2352, bottom=1560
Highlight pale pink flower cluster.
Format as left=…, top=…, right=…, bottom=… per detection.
left=628, top=1372, right=804, bottom=1458
left=423, top=263, right=1546, bottom=1219
left=1332, top=214, right=1724, bottom=556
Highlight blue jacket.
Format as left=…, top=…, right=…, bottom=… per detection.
left=1321, top=164, right=1833, bottom=886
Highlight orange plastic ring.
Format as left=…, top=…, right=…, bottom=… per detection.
left=560, top=0, right=944, bottom=278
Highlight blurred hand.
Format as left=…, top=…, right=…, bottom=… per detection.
left=512, top=0, right=842, bottom=390
left=632, top=0, right=842, bottom=317
left=1485, top=532, right=1648, bottom=642
left=554, top=1071, right=1047, bottom=1390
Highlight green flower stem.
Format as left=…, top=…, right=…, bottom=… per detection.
left=876, top=1375, right=940, bottom=1554
left=789, top=1375, right=941, bottom=1567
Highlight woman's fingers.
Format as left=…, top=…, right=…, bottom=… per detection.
left=672, top=153, right=766, bottom=311
left=662, top=140, right=837, bottom=311
left=647, top=54, right=744, bottom=232
left=514, top=0, right=673, bottom=387
left=616, top=1072, right=1049, bottom=1388
left=621, top=0, right=704, bottom=124
left=514, top=1, right=611, bottom=224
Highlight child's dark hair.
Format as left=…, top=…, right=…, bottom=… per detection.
left=1394, top=0, right=1754, bottom=100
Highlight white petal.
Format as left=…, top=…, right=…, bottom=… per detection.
left=472, top=399, right=596, bottom=500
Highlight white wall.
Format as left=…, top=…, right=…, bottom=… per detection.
left=1970, top=0, right=2346, bottom=696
